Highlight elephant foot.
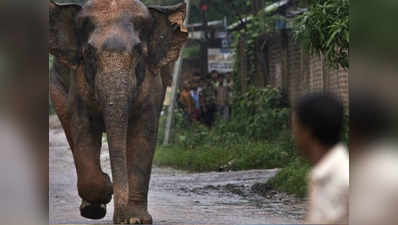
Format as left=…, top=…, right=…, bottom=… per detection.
left=77, top=172, right=113, bottom=206
left=80, top=200, right=107, bottom=220
left=114, top=206, right=152, bottom=224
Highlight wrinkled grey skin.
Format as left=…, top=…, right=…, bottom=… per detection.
left=49, top=0, right=187, bottom=223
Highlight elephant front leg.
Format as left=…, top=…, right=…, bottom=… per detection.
left=50, top=68, right=113, bottom=219
left=121, top=114, right=159, bottom=224
left=68, top=110, right=113, bottom=220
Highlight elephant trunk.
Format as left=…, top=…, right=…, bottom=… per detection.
left=97, top=70, right=133, bottom=208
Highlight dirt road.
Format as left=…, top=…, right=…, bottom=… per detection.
left=49, top=116, right=305, bottom=224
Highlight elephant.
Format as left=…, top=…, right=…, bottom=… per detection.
left=49, top=0, right=187, bottom=223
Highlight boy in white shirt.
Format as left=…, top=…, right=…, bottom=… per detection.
left=292, top=93, right=349, bottom=224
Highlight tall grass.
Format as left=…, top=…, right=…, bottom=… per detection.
left=154, top=140, right=295, bottom=172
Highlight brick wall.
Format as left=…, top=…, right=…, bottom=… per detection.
left=263, top=31, right=349, bottom=109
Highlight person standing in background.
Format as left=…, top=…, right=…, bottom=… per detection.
left=225, top=72, right=234, bottom=118
left=190, top=79, right=202, bottom=122
left=210, top=70, right=219, bottom=87
left=178, top=81, right=193, bottom=125
left=200, top=76, right=217, bottom=126
left=215, top=74, right=229, bottom=120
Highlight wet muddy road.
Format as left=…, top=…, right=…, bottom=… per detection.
left=49, top=116, right=306, bottom=224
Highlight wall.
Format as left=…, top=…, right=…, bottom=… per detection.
left=260, top=30, right=349, bottom=109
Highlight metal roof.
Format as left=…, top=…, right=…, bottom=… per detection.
left=227, top=0, right=291, bottom=31
left=187, top=20, right=225, bottom=31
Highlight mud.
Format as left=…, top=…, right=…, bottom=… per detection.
left=49, top=115, right=306, bottom=224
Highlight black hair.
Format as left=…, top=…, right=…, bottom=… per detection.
left=349, top=91, right=390, bottom=140
left=193, top=72, right=201, bottom=77
left=294, top=92, right=344, bottom=147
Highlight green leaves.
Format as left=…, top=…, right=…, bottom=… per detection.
left=226, top=87, right=289, bottom=141
left=294, top=0, right=350, bottom=69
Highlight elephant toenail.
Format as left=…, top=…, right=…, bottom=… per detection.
left=129, top=218, right=142, bottom=224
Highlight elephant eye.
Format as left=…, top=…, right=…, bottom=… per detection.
left=135, top=62, right=145, bottom=87
left=139, top=31, right=149, bottom=42
left=83, top=42, right=96, bottom=56
left=134, top=16, right=152, bottom=37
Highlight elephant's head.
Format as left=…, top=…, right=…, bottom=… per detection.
left=49, top=0, right=187, bottom=110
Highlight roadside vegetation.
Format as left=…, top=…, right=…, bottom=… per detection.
left=155, top=87, right=311, bottom=197
left=267, top=158, right=310, bottom=197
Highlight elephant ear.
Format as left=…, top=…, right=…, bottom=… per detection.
left=49, top=0, right=82, bottom=65
left=148, top=3, right=188, bottom=68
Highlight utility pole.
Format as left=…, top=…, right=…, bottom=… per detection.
left=200, top=0, right=208, bottom=78
left=252, top=0, right=265, bottom=88
left=163, top=0, right=190, bottom=145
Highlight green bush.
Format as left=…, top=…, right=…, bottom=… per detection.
left=232, top=141, right=294, bottom=170
left=182, top=44, right=200, bottom=58
left=154, top=140, right=295, bottom=172
left=267, top=158, right=311, bottom=198
left=218, top=87, right=290, bottom=141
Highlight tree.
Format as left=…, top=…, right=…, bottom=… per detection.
left=294, top=0, right=349, bottom=69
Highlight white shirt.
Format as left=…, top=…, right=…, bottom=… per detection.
left=350, top=142, right=398, bottom=225
left=306, top=143, right=349, bottom=224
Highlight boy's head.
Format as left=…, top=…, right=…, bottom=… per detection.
left=349, top=90, right=391, bottom=154
left=292, top=93, right=344, bottom=159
